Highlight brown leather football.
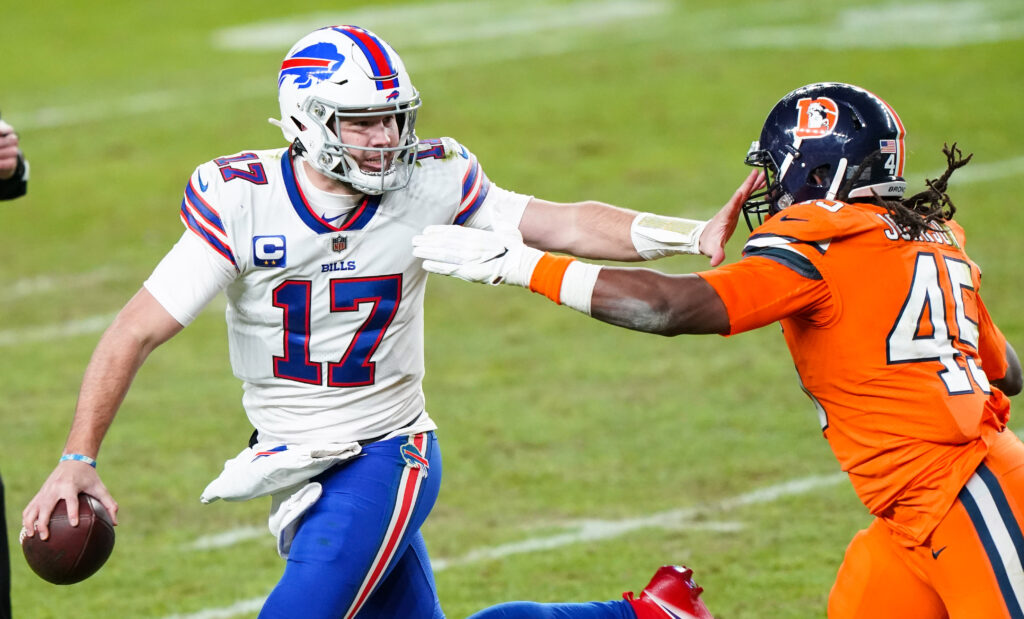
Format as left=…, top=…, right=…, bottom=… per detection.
left=21, top=493, right=115, bottom=585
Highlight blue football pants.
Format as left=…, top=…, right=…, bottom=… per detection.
left=260, top=432, right=443, bottom=619
left=467, top=601, right=637, bottom=619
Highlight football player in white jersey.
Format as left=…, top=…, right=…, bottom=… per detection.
left=22, top=26, right=759, bottom=618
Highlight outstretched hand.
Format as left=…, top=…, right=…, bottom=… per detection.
left=699, top=170, right=765, bottom=267
left=412, top=225, right=541, bottom=288
left=22, top=461, right=119, bottom=541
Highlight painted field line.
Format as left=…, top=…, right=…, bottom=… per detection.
left=3, top=266, right=127, bottom=301
left=946, top=155, right=1024, bottom=185
left=162, top=471, right=845, bottom=619
left=433, top=472, right=844, bottom=570
left=15, top=1, right=1024, bottom=133
left=0, top=297, right=226, bottom=348
left=186, top=526, right=268, bottom=551
left=19, top=0, right=668, bottom=133
left=0, top=313, right=117, bottom=347
left=732, top=0, right=1024, bottom=49
left=160, top=599, right=265, bottom=619
left=213, top=0, right=670, bottom=51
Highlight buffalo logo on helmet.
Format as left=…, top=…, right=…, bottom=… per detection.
left=279, top=43, right=346, bottom=89
left=794, top=97, right=839, bottom=139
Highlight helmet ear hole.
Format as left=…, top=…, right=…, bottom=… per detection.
left=809, top=164, right=831, bottom=187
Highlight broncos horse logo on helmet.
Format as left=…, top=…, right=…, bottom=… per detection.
left=271, top=25, right=421, bottom=195
left=742, top=82, right=907, bottom=230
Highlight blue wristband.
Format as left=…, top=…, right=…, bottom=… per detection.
left=60, top=453, right=97, bottom=468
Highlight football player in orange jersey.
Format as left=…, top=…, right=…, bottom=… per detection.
left=414, top=82, right=1023, bottom=619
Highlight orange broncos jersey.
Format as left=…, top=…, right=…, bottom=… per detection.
left=698, top=199, right=1012, bottom=545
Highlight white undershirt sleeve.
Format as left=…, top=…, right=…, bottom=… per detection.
left=143, top=231, right=237, bottom=326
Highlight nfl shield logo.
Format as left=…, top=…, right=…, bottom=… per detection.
left=332, top=235, right=347, bottom=252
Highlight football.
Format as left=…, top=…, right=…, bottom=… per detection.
left=21, top=493, right=115, bottom=585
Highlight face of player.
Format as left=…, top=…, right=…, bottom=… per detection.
left=334, top=113, right=400, bottom=173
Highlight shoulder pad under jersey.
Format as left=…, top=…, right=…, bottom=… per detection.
left=753, top=199, right=884, bottom=244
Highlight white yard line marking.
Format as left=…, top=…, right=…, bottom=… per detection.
left=12, top=1, right=1023, bottom=132
left=945, top=155, right=1024, bottom=185
left=213, top=0, right=670, bottom=51
left=163, top=471, right=845, bottom=618
left=0, top=297, right=226, bottom=348
left=186, top=526, right=268, bottom=551
left=432, top=472, right=844, bottom=570
left=732, top=0, right=1024, bottom=49
left=160, top=599, right=266, bottom=619
left=3, top=266, right=127, bottom=301
left=0, top=313, right=117, bottom=347
left=17, top=0, right=669, bottom=132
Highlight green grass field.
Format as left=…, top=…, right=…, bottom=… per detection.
left=2, top=1, right=1023, bottom=617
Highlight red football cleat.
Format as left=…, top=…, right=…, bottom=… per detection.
left=624, top=565, right=715, bottom=619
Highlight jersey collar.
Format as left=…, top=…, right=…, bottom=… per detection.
left=281, top=148, right=382, bottom=233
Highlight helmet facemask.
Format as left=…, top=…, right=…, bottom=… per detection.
left=297, top=95, right=421, bottom=195
left=741, top=141, right=786, bottom=230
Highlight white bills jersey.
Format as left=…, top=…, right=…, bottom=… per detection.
left=145, top=138, right=529, bottom=444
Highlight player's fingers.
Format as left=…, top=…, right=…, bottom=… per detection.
left=412, top=231, right=472, bottom=256
left=420, top=260, right=459, bottom=276
left=21, top=504, right=39, bottom=538
left=412, top=243, right=468, bottom=264
left=86, top=481, right=119, bottom=526
left=35, top=502, right=55, bottom=540
left=66, top=493, right=81, bottom=528
left=106, top=498, right=120, bottom=526
left=736, top=169, right=760, bottom=201
left=708, top=246, right=726, bottom=268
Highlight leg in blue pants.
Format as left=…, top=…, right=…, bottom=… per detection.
left=467, top=601, right=637, bottom=619
left=260, top=432, right=443, bottom=619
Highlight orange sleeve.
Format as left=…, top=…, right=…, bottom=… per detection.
left=976, top=294, right=1009, bottom=382
left=697, top=256, right=833, bottom=335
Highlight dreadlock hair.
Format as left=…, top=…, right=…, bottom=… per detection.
left=838, top=143, right=973, bottom=240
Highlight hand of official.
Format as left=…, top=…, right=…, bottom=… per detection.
left=0, top=120, right=21, bottom=181
left=412, top=225, right=542, bottom=287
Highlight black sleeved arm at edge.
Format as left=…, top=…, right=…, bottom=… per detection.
left=0, top=154, right=27, bottom=201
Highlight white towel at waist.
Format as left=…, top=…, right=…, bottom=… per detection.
left=200, top=441, right=362, bottom=503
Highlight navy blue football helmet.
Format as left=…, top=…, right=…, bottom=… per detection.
left=742, top=82, right=907, bottom=229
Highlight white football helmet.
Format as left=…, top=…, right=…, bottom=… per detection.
left=272, top=26, right=421, bottom=194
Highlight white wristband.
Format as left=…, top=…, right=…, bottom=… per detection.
left=630, top=212, right=708, bottom=260
left=558, top=261, right=602, bottom=315
left=505, top=243, right=545, bottom=288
